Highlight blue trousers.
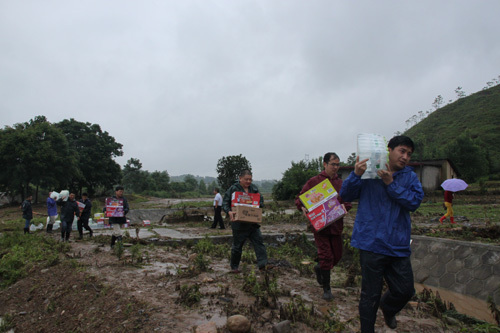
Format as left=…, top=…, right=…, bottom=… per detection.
left=24, top=219, right=31, bottom=229
left=359, top=250, right=415, bottom=333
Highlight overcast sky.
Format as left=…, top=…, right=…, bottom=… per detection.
left=1, top=1, right=499, bottom=180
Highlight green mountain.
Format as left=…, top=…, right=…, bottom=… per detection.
left=404, top=84, right=500, bottom=176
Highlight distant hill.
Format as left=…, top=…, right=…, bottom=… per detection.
left=404, top=84, right=500, bottom=174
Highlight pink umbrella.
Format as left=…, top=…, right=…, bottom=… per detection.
left=441, top=179, right=468, bottom=192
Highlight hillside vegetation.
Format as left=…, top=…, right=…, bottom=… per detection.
left=404, top=84, right=500, bottom=179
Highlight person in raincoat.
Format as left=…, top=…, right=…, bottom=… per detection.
left=340, top=135, right=424, bottom=333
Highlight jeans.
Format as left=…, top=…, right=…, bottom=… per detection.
left=359, top=250, right=415, bottom=333
left=61, top=220, right=73, bottom=240
left=24, top=219, right=31, bottom=229
left=230, top=226, right=268, bottom=269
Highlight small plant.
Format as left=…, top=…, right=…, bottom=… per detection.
left=113, top=241, right=124, bottom=259
left=0, top=313, right=14, bottom=332
left=193, top=253, right=210, bottom=272
left=176, top=284, right=202, bottom=307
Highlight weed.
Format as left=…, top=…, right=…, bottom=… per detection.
left=0, top=313, right=14, bottom=332
left=193, top=254, right=210, bottom=272
left=176, top=284, right=202, bottom=307
left=113, top=241, right=124, bottom=259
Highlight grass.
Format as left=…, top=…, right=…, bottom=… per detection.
left=0, top=232, right=69, bottom=288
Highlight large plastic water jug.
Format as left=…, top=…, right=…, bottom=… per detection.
left=357, top=133, right=388, bottom=179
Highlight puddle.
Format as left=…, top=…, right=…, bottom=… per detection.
left=415, top=283, right=495, bottom=324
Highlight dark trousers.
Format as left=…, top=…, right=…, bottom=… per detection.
left=359, top=250, right=415, bottom=333
left=230, top=227, right=267, bottom=269
left=78, top=216, right=92, bottom=235
left=211, top=206, right=224, bottom=229
left=61, top=220, right=73, bottom=240
left=314, top=232, right=342, bottom=270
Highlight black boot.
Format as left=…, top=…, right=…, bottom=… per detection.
left=47, top=224, right=53, bottom=234
left=321, top=270, right=333, bottom=301
left=110, top=235, right=117, bottom=248
left=314, top=263, right=323, bottom=286
left=89, top=229, right=93, bottom=237
left=78, top=232, right=83, bottom=240
left=24, top=228, right=29, bottom=234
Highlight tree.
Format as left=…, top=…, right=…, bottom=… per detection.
left=122, top=158, right=148, bottom=193
left=272, top=159, right=322, bottom=201
left=0, top=116, right=77, bottom=200
left=216, top=154, right=252, bottom=192
left=432, top=95, right=444, bottom=110
left=55, top=118, right=122, bottom=196
left=149, top=170, right=170, bottom=191
left=455, top=86, right=466, bottom=99
left=184, top=174, right=198, bottom=191
left=345, top=152, right=357, bottom=166
left=198, top=179, right=207, bottom=195
left=442, top=133, right=489, bottom=183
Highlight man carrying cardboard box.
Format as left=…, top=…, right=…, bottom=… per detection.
left=222, top=169, right=268, bottom=273
left=295, top=152, right=352, bottom=301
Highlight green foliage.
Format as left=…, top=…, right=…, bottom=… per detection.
left=216, top=154, right=252, bottom=192
left=444, top=132, right=489, bottom=182
left=0, top=313, right=14, bottom=332
left=272, top=158, right=322, bottom=201
left=405, top=84, right=500, bottom=174
left=55, top=118, right=123, bottom=196
left=113, top=240, right=124, bottom=259
left=0, top=232, right=67, bottom=288
left=176, top=284, right=202, bottom=307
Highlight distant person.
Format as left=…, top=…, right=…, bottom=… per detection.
left=57, top=192, right=80, bottom=242
left=78, top=193, right=93, bottom=239
left=106, top=186, right=130, bottom=248
left=21, top=194, right=33, bottom=234
left=295, top=152, right=352, bottom=301
left=211, top=188, right=225, bottom=229
left=439, top=190, right=455, bottom=224
left=46, top=192, right=58, bottom=233
left=340, top=135, right=424, bottom=332
left=222, top=170, right=268, bottom=273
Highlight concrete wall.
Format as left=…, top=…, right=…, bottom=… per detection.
left=411, top=235, right=500, bottom=304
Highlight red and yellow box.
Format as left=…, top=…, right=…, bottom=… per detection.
left=231, top=192, right=261, bottom=208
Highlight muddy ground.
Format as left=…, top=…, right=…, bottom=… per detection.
left=0, top=197, right=498, bottom=332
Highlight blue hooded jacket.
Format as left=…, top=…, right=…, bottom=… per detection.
left=339, top=166, right=424, bottom=257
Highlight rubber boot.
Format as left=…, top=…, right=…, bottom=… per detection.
left=110, top=235, right=117, bottom=248
left=89, top=229, right=93, bottom=237
left=314, top=263, right=323, bottom=286
left=439, top=216, right=446, bottom=224
left=47, top=224, right=53, bottom=234
left=321, top=270, right=333, bottom=301
left=78, top=232, right=83, bottom=240
left=450, top=216, right=456, bottom=224
left=24, top=228, right=29, bottom=234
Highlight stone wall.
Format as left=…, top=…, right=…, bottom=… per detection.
left=411, top=235, right=500, bottom=304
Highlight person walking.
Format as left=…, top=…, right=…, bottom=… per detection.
left=211, top=188, right=225, bottom=229
left=107, top=186, right=129, bottom=248
left=439, top=190, right=455, bottom=224
left=57, top=192, right=80, bottom=242
left=222, top=170, right=268, bottom=273
left=78, top=193, right=93, bottom=239
left=295, top=152, right=352, bottom=300
left=46, top=192, right=58, bottom=233
left=340, top=135, right=424, bottom=332
left=21, top=194, right=33, bottom=234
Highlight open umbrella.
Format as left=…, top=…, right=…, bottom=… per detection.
left=441, top=179, right=468, bottom=192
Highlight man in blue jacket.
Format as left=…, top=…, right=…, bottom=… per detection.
left=340, top=136, right=424, bottom=333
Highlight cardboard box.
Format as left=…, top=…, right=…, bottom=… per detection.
left=143, top=220, right=151, bottom=227
left=298, top=179, right=337, bottom=211
left=231, top=192, right=261, bottom=208
left=105, top=197, right=124, bottom=217
left=306, top=197, right=346, bottom=232
left=233, top=205, right=262, bottom=223
left=77, top=201, right=85, bottom=212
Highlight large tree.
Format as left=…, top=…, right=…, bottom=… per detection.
left=0, top=116, right=77, bottom=200
left=443, top=133, right=489, bottom=183
left=272, top=158, right=322, bottom=201
left=55, top=118, right=123, bottom=195
left=122, top=158, right=149, bottom=193
left=216, top=154, right=252, bottom=192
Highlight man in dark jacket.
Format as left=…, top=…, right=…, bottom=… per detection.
left=78, top=193, right=93, bottom=239
left=222, top=170, right=268, bottom=273
left=340, top=136, right=424, bottom=332
left=295, top=152, right=352, bottom=300
left=57, top=192, right=80, bottom=242
left=21, top=194, right=33, bottom=234
left=106, top=186, right=129, bottom=248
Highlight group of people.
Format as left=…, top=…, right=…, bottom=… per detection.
left=220, top=135, right=424, bottom=332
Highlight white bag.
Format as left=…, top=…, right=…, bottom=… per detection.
left=357, top=133, right=388, bottom=179
left=58, top=190, right=69, bottom=201
left=50, top=191, right=59, bottom=200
